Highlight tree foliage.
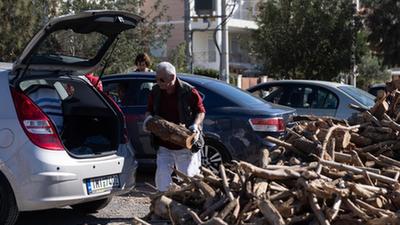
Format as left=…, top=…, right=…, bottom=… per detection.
left=365, top=0, right=400, bottom=67
left=253, top=0, right=364, bottom=80
left=0, top=0, right=41, bottom=62
left=0, top=0, right=171, bottom=75
left=356, top=54, right=390, bottom=89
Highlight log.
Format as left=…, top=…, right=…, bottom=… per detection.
left=258, top=198, right=285, bottom=225
left=308, top=194, right=330, bottom=225
left=343, top=198, right=370, bottom=221
left=370, top=94, right=389, bottom=120
left=152, top=195, right=192, bottom=224
left=318, top=158, right=398, bottom=184
left=358, top=140, right=397, bottom=153
left=290, top=137, right=319, bottom=154
left=188, top=210, right=228, bottom=225
left=132, top=216, right=152, bottom=225
left=317, top=128, right=352, bottom=149
left=265, top=136, right=307, bottom=157
left=239, top=161, right=301, bottom=180
left=350, top=133, right=372, bottom=147
left=219, top=164, right=235, bottom=201
left=146, top=115, right=196, bottom=149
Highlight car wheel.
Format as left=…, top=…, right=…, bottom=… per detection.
left=0, top=175, right=19, bottom=225
left=71, top=197, right=112, bottom=213
left=201, top=139, right=231, bottom=173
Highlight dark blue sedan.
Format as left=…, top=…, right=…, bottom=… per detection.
left=102, top=73, right=296, bottom=171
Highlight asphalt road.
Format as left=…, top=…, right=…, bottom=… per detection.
left=15, top=171, right=156, bottom=225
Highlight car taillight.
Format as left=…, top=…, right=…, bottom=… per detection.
left=10, top=87, right=64, bottom=150
left=249, top=117, right=285, bottom=132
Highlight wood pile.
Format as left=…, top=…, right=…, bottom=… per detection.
left=135, top=82, right=400, bottom=225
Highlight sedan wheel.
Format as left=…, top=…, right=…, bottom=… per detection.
left=201, top=144, right=224, bottom=173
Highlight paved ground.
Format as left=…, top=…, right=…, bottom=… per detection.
left=15, top=171, right=156, bottom=225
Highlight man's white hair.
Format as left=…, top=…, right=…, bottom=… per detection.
left=157, top=62, right=176, bottom=76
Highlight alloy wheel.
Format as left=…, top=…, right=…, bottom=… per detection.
left=201, top=144, right=223, bottom=173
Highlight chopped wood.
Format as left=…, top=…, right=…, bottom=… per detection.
left=258, top=198, right=285, bottom=225
left=146, top=115, right=196, bottom=149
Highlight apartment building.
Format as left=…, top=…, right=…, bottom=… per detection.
left=143, top=0, right=260, bottom=72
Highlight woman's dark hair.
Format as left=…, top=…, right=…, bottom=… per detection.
left=134, top=53, right=151, bottom=67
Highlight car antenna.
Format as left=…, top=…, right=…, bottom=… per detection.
left=95, top=36, right=120, bottom=88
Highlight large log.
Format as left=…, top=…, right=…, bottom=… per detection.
left=146, top=115, right=196, bottom=149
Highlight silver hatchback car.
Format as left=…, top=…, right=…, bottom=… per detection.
left=0, top=11, right=140, bottom=225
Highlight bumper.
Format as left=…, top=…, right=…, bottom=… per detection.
left=3, top=142, right=138, bottom=211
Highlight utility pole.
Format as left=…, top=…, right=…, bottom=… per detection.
left=351, top=0, right=360, bottom=87
left=184, top=0, right=193, bottom=73
left=219, top=0, right=229, bottom=83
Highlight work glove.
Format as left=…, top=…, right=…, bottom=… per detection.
left=143, top=115, right=152, bottom=133
left=189, top=124, right=200, bottom=143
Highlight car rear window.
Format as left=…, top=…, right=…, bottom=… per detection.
left=32, top=29, right=108, bottom=64
left=338, top=85, right=375, bottom=108
left=206, top=81, right=267, bottom=107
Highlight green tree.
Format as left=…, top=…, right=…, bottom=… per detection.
left=169, top=42, right=188, bottom=73
left=365, top=0, right=400, bottom=67
left=253, top=0, right=365, bottom=80
left=357, top=54, right=390, bottom=90
left=0, top=0, right=41, bottom=62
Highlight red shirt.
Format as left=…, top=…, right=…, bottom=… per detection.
left=147, top=85, right=205, bottom=149
left=85, top=73, right=103, bottom=91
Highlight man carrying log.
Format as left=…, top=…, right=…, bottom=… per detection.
left=143, top=62, right=206, bottom=191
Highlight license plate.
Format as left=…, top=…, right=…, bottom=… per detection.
left=86, top=174, right=120, bottom=194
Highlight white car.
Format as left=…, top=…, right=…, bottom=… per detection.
left=0, top=11, right=140, bottom=225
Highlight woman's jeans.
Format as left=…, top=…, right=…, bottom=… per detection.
left=155, top=146, right=201, bottom=191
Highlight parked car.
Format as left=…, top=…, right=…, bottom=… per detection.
left=368, top=83, right=386, bottom=96
left=0, top=11, right=141, bottom=225
left=102, top=73, right=296, bottom=172
left=247, top=80, right=375, bottom=120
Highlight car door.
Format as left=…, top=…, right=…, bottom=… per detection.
left=260, top=83, right=338, bottom=117
left=310, top=86, right=339, bottom=117
left=103, top=78, right=156, bottom=160
left=260, top=84, right=313, bottom=116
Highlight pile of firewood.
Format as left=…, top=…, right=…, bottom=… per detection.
left=134, top=81, right=400, bottom=225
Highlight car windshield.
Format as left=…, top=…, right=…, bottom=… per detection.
left=338, top=85, right=375, bottom=108
left=206, top=81, right=268, bottom=106
left=32, top=29, right=108, bottom=64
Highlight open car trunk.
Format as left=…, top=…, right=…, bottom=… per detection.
left=19, top=76, right=121, bottom=157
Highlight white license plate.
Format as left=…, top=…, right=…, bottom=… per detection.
left=86, top=174, right=120, bottom=194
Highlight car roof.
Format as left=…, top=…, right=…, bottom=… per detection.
left=369, top=83, right=386, bottom=88
left=0, top=62, right=12, bottom=71
left=102, top=72, right=221, bottom=85
left=248, top=79, right=351, bottom=90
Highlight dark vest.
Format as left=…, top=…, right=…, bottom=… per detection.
left=151, top=78, right=196, bottom=127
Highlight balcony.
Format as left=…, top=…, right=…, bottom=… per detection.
left=231, top=0, right=259, bottom=22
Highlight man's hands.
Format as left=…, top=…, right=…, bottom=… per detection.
left=189, top=124, right=200, bottom=143
left=143, top=115, right=153, bottom=133
left=189, top=124, right=199, bottom=133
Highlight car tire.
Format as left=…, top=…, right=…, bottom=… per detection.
left=202, top=139, right=231, bottom=173
left=71, top=197, right=112, bottom=213
left=0, top=175, right=19, bottom=225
